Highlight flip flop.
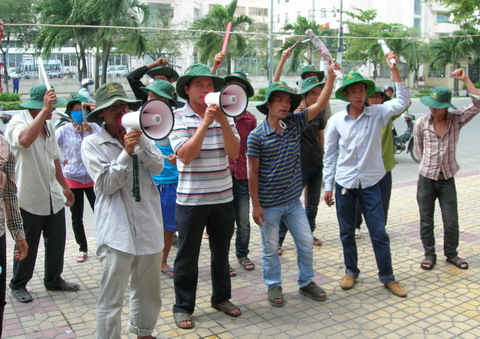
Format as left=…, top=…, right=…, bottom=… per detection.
left=229, top=265, right=237, bottom=277
left=161, top=269, right=174, bottom=278
left=238, top=257, right=255, bottom=271
left=12, top=287, right=33, bottom=303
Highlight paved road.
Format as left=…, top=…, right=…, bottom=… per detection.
left=248, top=97, right=480, bottom=185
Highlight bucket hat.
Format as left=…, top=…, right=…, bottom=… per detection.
left=367, top=86, right=391, bottom=102
left=225, top=71, right=255, bottom=98
left=300, top=65, right=325, bottom=81
left=140, top=80, right=177, bottom=106
left=146, top=66, right=179, bottom=82
left=256, top=81, right=302, bottom=115
left=335, top=72, right=375, bottom=102
left=20, top=84, right=66, bottom=109
left=420, top=87, right=457, bottom=109
left=87, top=82, right=142, bottom=124
left=65, top=93, right=88, bottom=115
left=299, top=77, right=325, bottom=95
left=176, top=64, right=224, bottom=100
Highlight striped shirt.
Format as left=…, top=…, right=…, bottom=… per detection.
left=414, top=94, right=480, bottom=180
left=169, top=102, right=239, bottom=206
left=0, top=135, right=25, bottom=241
left=247, top=109, right=308, bottom=208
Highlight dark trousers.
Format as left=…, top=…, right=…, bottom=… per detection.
left=173, top=202, right=235, bottom=314
left=10, top=208, right=66, bottom=290
left=417, top=175, right=459, bottom=260
left=279, top=166, right=322, bottom=245
left=336, top=182, right=394, bottom=284
left=355, top=171, right=392, bottom=228
left=0, top=234, right=6, bottom=337
left=70, top=187, right=95, bottom=252
left=232, top=178, right=251, bottom=259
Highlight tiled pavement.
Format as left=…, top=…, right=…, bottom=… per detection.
left=3, top=174, right=480, bottom=338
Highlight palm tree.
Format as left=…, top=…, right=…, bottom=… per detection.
left=84, top=0, right=150, bottom=85
left=190, top=0, right=253, bottom=74
left=280, top=16, right=334, bottom=74
left=430, top=31, right=479, bottom=95
left=35, top=0, right=94, bottom=81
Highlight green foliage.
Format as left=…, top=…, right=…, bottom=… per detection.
left=280, top=17, right=334, bottom=73
left=190, top=0, right=253, bottom=73
left=418, top=88, right=432, bottom=94
left=0, top=93, right=21, bottom=102
left=0, top=101, right=23, bottom=110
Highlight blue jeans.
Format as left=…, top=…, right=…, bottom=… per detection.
left=232, top=178, right=251, bottom=259
left=417, top=175, right=459, bottom=260
left=335, top=183, right=395, bottom=284
left=261, top=199, right=314, bottom=289
left=279, top=166, right=322, bottom=245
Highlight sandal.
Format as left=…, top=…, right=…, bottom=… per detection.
left=420, top=257, right=436, bottom=270
left=173, top=312, right=195, bottom=329
left=229, top=265, right=237, bottom=277
left=312, top=237, right=323, bottom=246
left=299, top=281, right=327, bottom=301
left=267, top=286, right=284, bottom=307
left=238, top=257, right=255, bottom=271
left=11, top=287, right=33, bottom=303
left=76, top=252, right=88, bottom=263
left=278, top=246, right=283, bottom=256
left=212, top=300, right=242, bottom=317
left=446, top=257, right=469, bottom=270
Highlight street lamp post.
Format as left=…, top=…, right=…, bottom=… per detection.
left=268, top=0, right=274, bottom=84
left=337, top=0, right=343, bottom=63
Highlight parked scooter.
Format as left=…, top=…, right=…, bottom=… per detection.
left=393, top=113, right=419, bottom=163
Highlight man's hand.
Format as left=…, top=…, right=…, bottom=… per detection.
left=324, top=191, right=335, bottom=207
left=14, top=239, right=28, bottom=261
left=203, top=104, right=223, bottom=127
left=326, top=57, right=340, bottom=79
left=252, top=206, right=266, bottom=227
left=281, top=48, right=293, bottom=61
left=166, top=153, right=177, bottom=166
left=43, top=89, right=58, bottom=115
left=123, top=129, right=142, bottom=155
left=213, top=52, right=226, bottom=65
left=385, top=51, right=399, bottom=70
left=154, top=57, right=169, bottom=67
left=451, top=68, right=467, bottom=81
left=64, top=187, right=75, bottom=207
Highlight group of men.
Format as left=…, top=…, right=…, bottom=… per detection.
left=2, top=16, right=480, bottom=337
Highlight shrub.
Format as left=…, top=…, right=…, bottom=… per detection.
left=418, top=88, right=432, bottom=94
left=0, top=101, right=23, bottom=110
left=251, top=88, right=266, bottom=102
left=0, top=93, right=21, bottom=102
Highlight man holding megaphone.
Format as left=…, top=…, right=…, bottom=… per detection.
left=81, top=82, right=165, bottom=338
left=169, top=64, right=241, bottom=329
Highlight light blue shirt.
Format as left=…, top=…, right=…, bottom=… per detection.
left=323, top=82, right=410, bottom=191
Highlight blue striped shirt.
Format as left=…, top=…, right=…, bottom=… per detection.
left=247, top=109, right=308, bottom=208
left=169, top=102, right=239, bottom=206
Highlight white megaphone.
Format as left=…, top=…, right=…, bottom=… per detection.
left=203, top=83, right=248, bottom=117
left=118, top=99, right=174, bottom=141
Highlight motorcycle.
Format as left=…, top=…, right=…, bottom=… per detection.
left=393, top=113, right=419, bottom=163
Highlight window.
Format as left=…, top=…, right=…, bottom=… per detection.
left=437, top=13, right=449, bottom=23
left=236, top=6, right=245, bottom=15
left=414, top=0, right=422, bottom=15
left=285, top=13, right=289, bottom=24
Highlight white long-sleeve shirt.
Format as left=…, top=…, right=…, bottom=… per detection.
left=81, top=127, right=164, bottom=255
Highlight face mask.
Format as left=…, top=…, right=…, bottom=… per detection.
left=87, top=85, right=94, bottom=92
left=71, top=110, right=84, bottom=124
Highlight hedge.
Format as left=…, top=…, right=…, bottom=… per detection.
left=0, top=93, right=21, bottom=102
left=0, top=101, right=23, bottom=110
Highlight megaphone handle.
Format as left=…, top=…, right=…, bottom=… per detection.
left=132, top=154, right=141, bottom=202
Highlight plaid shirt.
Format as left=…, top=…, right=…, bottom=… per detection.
left=414, top=94, right=480, bottom=180
left=0, top=135, right=25, bottom=241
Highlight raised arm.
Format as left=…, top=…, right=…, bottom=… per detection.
left=306, top=59, right=339, bottom=121
left=273, top=49, right=292, bottom=82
